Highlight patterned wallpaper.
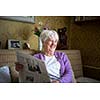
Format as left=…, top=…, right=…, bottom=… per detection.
left=35, top=16, right=70, bottom=30
left=0, top=19, right=34, bottom=49
left=0, top=16, right=69, bottom=49
left=69, top=18, right=100, bottom=67
left=0, top=16, right=100, bottom=68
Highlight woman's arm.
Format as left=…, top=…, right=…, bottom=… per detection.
left=59, top=53, right=73, bottom=83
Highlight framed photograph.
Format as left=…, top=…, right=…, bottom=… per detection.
left=8, top=39, right=22, bottom=49
left=0, top=16, right=35, bottom=24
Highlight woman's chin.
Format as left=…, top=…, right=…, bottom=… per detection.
left=50, top=49, right=55, bottom=52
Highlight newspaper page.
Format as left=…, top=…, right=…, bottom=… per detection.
left=16, top=51, right=50, bottom=83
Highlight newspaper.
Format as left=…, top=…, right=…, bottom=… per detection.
left=16, top=51, right=50, bottom=83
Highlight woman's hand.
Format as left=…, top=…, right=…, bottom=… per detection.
left=15, top=62, right=23, bottom=72
left=51, top=80, right=60, bottom=83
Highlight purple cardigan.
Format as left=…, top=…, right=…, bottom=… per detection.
left=34, top=51, right=73, bottom=83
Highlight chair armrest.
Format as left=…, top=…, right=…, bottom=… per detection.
left=83, top=65, right=100, bottom=69
left=83, top=65, right=100, bottom=80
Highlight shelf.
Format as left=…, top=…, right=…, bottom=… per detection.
left=74, top=16, right=100, bottom=22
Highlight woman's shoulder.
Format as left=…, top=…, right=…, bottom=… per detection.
left=33, top=52, right=44, bottom=60
left=54, top=51, right=68, bottom=59
left=34, top=52, right=43, bottom=57
left=54, top=51, right=69, bottom=61
left=54, top=51, right=66, bottom=56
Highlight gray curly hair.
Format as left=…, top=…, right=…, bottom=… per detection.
left=40, top=30, right=59, bottom=43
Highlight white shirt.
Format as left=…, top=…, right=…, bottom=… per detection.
left=44, top=55, right=60, bottom=81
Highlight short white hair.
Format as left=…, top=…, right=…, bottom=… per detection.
left=40, top=30, right=59, bottom=43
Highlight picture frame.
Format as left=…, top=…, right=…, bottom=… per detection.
left=8, top=39, right=22, bottom=49
left=0, top=16, right=35, bottom=24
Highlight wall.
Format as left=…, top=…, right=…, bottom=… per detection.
left=35, top=16, right=70, bottom=30
left=0, top=16, right=69, bottom=50
left=0, top=16, right=100, bottom=68
left=0, top=19, right=34, bottom=49
left=69, top=17, right=100, bottom=68
left=0, top=16, right=100, bottom=79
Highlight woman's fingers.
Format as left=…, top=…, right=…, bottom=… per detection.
left=15, top=62, right=23, bottom=71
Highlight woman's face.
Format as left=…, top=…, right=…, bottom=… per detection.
left=43, top=38, right=58, bottom=56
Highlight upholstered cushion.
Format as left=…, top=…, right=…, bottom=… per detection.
left=76, top=77, right=100, bottom=83
left=0, top=65, right=11, bottom=83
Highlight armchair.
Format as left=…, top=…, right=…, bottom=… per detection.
left=58, top=50, right=100, bottom=83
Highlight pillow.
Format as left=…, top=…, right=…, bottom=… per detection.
left=0, top=65, right=11, bottom=83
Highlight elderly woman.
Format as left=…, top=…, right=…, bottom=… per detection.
left=16, top=30, right=74, bottom=83
left=33, top=30, right=74, bottom=83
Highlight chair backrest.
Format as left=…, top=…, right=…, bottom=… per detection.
left=0, top=49, right=83, bottom=82
left=0, top=50, right=35, bottom=82
left=57, top=50, right=83, bottom=78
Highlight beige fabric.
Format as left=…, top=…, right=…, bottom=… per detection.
left=1, top=49, right=98, bottom=83
left=0, top=50, right=79, bottom=82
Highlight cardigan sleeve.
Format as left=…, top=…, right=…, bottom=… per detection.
left=33, top=53, right=44, bottom=60
left=59, top=53, right=73, bottom=83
